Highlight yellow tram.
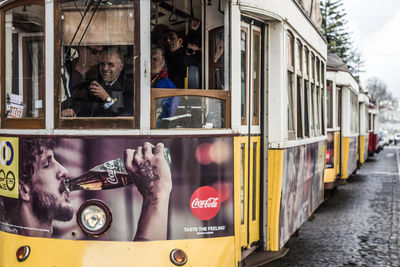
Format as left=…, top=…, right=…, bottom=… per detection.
left=0, top=0, right=326, bottom=266
left=324, top=53, right=359, bottom=188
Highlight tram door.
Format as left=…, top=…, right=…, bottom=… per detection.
left=238, top=20, right=262, bottom=248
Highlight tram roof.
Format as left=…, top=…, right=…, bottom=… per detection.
left=327, top=53, right=350, bottom=73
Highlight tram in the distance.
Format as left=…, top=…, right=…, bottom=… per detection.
left=0, top=0, right=327, bottom=266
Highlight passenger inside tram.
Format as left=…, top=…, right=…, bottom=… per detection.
left=62, top=47, right=134, bottom=117
left=161, top=30, right=186, bottom=89
left=151, top=46, right=179, bottom=128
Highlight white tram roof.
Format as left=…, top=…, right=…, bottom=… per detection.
left=327, top=53, right=359, bottom=94
left=238, top=0, right=327, bottom=60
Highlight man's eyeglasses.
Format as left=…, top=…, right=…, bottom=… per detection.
left=87, top=47, right=103, bottom=55
left=186, top=48, right=199, bottom=55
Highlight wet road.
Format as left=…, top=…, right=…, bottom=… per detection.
left=266, top=146, right=400, bottom=267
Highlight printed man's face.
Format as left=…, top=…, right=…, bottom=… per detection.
left=30, top=147, right=73, bottom=222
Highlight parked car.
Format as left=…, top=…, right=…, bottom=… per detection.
left=395, top=133, right=400, bottom=145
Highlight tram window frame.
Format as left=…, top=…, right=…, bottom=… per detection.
left=54, top=0, right=140, bottom=129
left=0, top=0, right=46, bottom=129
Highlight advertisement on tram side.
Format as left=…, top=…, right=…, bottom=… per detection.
left=0, top=136, right=234, bottom=241
left=347, top=136, right=358, bottom=175
left=364, top=135, right=369, bottom=163
left=278, top=141, right=326, bottom=247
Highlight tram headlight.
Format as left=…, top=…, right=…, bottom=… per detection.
left=170, top=249, right=188, bottom=266
left=16, top=245, right=30, bottom=262
left=77, top=200, right=112, bottom=236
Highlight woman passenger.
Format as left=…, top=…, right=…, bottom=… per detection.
left=151, top=46, right=179, bottom=126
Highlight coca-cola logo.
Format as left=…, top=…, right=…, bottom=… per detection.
left=190, top=186, right=220, bottom=220
left=104, top=161, right=118, bottom=184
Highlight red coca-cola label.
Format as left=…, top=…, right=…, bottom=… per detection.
left=190, top=186, right=220, bottom=220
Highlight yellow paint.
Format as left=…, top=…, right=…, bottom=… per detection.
left=0, top=231, right=235, bottom=267
left=234, top=136, right=246, bottom=261
left=0, top=137, right=19, bottom=198
left=341, top=137, right=350, bottom=179
left=249, top=137, right=260, bottom=244
left=334, top=132, right=341, bottom=176
left=323, top=168, right=336, bottom=184
left=359, top=135, right=366, bottom=164
left=267, top=149, right=284, bottom=251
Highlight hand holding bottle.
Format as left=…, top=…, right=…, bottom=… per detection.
left=125, top=142, right=172, bottom=198
left=125, top=142, right=172, bottom=241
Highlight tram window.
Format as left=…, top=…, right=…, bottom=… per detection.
left=252, top=30, right=261, bottom=125
left=350, top=91, right=358, bottom=134
left=1, top=1, right=45, bottom=128
left=304, top=80, right=310, bottom=137
left=316, top=85, right=321, bottom=136
left=337, top=87, right=341, bottom=128
left=296, top=77, right=303, bottom=138
left=56, top=0, right=136, bottom=128
left=241, top=28, right=248, bottom=125
left=287, top=73, right=295, bottom=140
left=327, top=81, right=333, bottom=129
left=287, top=32, right=295, bottom=140
left=209, top=27, right=225, bottom=90
left=310, top=84, right=315, bottom=137
left=296, top=41, right=302, bottom=75
left=311, top=53, right=315, bottom=82
left=152, top=93, right=228, bottom=129
left=304, top=47, right=309, bottom=79
left=150, top=1, right=230, bottom=129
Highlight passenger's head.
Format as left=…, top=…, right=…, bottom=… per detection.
left=99, top=48, right=124, bottom=83
left=78, top=46, right=104, bottom=67
left=19, top=138, right=73, bottom=222
left=151, top=24, right=170, bottom=46
left=185, top=31, right=201, bottom=56
left=161, top=30, right=183, bottom=52
left=151, top=46, right=166, bottom=75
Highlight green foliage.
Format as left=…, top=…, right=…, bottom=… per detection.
left=320, top=0, right=364, bottom=76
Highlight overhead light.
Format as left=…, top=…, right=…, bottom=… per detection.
left=77, top=199, right=112, bottom=236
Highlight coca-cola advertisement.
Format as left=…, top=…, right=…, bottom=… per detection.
left=0, top=136, right=234, bottom=241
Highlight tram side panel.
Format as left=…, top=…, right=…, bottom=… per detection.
left=268, top=141, right=326, bottom=251
left=341, top=136, right=358, bottom=179
left=0, top=135, right=236, bottom=266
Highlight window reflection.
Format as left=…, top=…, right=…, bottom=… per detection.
left=154, top=95, right=226, bottom=129
left=4, top=4, right=44, bottom=119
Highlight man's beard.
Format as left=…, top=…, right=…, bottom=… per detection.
left=31, top=183, right=74, bottom=222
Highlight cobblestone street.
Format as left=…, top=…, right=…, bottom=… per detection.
left=266, top=146, right=400, bottom=267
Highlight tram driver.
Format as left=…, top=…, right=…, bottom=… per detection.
left=62, top=47, right=134, bottom=117
left=0, top=139, right=172, bottom=241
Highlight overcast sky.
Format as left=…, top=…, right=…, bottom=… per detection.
left=341, top=0, right=400, bottom=98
